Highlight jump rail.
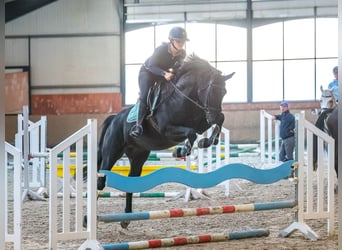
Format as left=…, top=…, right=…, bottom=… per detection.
left=79, top=160, right=296, bottom=249
left=48, top=111, right=335, bottom=249
left=101, top=228, right=270, bottom=250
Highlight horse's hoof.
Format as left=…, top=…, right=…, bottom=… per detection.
left=172, top=147, right=183, bottom=157
left=181, top=147, right=191, bottom=156
left=97, top=175, right=107, bottom=190
left=120, top=221, right=130, bottom=229
left=198, top=138, right=210, bottom=148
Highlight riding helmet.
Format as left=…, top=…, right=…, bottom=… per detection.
left=169, top=27, right=189, bottom=42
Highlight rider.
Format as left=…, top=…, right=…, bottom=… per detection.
left=327, top=66, right=338, bottom=102
left=130, top=26, right=189, bottom=137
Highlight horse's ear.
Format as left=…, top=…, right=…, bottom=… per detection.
left=223, top=72, right=235, bottom=81
left=320, top=85, right=323, bottom=92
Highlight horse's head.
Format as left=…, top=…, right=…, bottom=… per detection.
left=176, top=54, right=235, bottom=124
left=198, top=70, right=235, bottom=124
left=320, top=85, right=337, bottom=111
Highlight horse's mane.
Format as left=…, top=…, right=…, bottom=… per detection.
left=177, top=53, right=213, bottom=77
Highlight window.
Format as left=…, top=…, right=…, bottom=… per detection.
left=284, top=19, right=314, bottom=59
left=124, top=18, right=338, bottom=105
left=253, top=61, right=283, bottom=102
left=253, top=22, right=283, bottom=60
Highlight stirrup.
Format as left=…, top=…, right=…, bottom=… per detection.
left=129, top=125, right=143, bottom=137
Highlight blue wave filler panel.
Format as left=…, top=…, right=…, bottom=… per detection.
left=101, top=160, right=295, bottom=193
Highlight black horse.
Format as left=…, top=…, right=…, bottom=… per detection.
left=97, top=54, right=234, bottom=228
left=313, top=87, right=338, bottom=176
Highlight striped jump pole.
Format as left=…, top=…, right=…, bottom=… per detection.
left=98, top=200, right=296, bottom=223
left=102, top=228, right=270, bottom=250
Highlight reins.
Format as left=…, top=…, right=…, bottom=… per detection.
left=169, top=80, right=207, bottom=111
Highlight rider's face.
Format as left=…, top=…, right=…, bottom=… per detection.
left=172, top=39, right=186, bottom=49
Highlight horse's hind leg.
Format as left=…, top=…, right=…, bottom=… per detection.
left=98, top=125, right=125, bottom=190
left=120, top=150, right=150, bottom=229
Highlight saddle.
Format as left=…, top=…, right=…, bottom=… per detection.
left=126, top=80, right=171, bottom=129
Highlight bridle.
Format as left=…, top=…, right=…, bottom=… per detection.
left=170, top=74, right=225, bottom=122
left=320, top=91, right=337, bottom=112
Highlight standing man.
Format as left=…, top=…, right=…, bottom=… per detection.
left=327, top=66, right=338, bottom=102
left=272, top=101, right=295, bottom=162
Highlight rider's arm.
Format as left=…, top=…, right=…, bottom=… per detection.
left=144, top=43, right=171, bottom=77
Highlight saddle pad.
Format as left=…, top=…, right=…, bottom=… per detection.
left=127, top=104, right=138, bottom=123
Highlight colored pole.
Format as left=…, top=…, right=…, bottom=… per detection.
left=98, top=200, right=296, bottom=223
left=102, top=228, right=270, bottom=249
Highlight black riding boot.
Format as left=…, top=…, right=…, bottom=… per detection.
left=130, top=102, right=147, bottom=137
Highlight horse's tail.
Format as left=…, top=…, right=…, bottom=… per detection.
left=97, top=115, right=116, bottom=169
left=313, top=111, right=329, bottom=170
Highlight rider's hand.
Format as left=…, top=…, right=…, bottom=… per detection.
left=164, top=72, right=174, bottom=81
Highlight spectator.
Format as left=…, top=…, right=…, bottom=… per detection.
left=272, top=101, right=295, bottom=162
left=327, top=66, right=338, bottom=102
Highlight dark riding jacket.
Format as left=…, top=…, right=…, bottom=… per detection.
left=142, top=42, right=186, bottom=81
left=274, top=110, right=295, bottom=139
left=138, top=42, right=186, bottom=105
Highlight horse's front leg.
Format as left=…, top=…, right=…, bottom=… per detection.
left=198, top=113, right=224, bottom=148
left=164, top=126, right=197, bottom=157
left=179, top=138, right=193, bottom=156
